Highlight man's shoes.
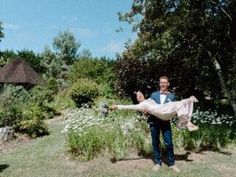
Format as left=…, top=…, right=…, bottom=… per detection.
left=152, top=164, right=161, bottom=172
left=169, top=165, right=180, bottom=173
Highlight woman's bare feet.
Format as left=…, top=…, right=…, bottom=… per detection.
left=186, top=122, right=199, bottom=131
left=190, top=96, right=199, bottom=103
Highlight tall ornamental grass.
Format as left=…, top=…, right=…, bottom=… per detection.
left=63, top=106, right=235, bottom=161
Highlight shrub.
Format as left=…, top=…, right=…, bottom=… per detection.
left=0, top=84, right=50, bottom=137
left=69, top=57, right=115, bottom=85
left=69, top=78, right=99, bottom=107
left=29, top=85, right=55, bottom=107
left=50, top=89, right=75, bottom=111
left=28, top=83, right=58, bottom=119
left=0, top=105, right=22, bottom=128
left=20, top=103, right=49, bottom=138
left=0, top=85, right=26, bottom=127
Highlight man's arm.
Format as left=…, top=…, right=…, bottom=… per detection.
left=150, top=92, right=155, bottom=100
left=172, top=93, right=176, bottom=101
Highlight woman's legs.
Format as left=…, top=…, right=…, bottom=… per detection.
left=174, top=96, right=199, bottom=131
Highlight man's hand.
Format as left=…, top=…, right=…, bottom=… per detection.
left=143, top=109, right=149, bottom=116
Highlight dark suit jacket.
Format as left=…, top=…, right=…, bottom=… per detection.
left=147, top=90, right=176, bottom=125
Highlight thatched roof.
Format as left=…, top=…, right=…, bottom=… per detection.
left=0, top=58, right=41, bottom=85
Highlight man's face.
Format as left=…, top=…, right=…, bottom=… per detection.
left=159, top=78, right=169, bottom=91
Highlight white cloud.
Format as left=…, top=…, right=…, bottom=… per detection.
left=102, top=40, right=124, bottom=53
left=61, top=16, right=78, bottom=23
left=3, top=23, right=19, bottom=30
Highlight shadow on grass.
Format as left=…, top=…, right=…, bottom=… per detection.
left=194, top=147, right=232, bottom=156
left=160, top=151, right=193, bottom=165
left=0, top=164, right=9, bottom=172
left=110, top=150, right=153, bottom=163
left=110, top=150, right=193, bottom=164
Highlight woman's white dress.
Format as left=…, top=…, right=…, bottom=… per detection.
left=117, top=97, right=195, bottom=128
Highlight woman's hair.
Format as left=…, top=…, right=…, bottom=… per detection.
left=133, top=90, right=144, bottom=95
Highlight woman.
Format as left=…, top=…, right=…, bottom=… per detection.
left=110, top=91, right=198, bottom=131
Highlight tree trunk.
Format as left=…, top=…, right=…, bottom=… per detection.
left=206, top=49, right=236, bottom=116
left=213, top=58, right=236, bottom=116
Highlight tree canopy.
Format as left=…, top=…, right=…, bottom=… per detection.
left=116, top=0, right=236, bottom=114
left=53, top=30, right=80, bottom=65
left=0, top=21, right=4, bottom=42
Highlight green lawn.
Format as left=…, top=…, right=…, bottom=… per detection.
left=0, top=116, right=235, bottom=177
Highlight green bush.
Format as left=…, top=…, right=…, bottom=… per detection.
left=28, top=82, right=58, bottom=119
left=0, top=105, right=22, bottom=128
left=29, top=85, right=55, bottom=106
left=0, top=84, right=50, bottom=137
left=0, top=85, right=26, bottom=127
left=69, top=57, right=115, bottom=85
left=50, top=89, right=75, bottom=111
left=70, top=78, right=99, bottom=107
left=20, top=103, right=49, bottom=138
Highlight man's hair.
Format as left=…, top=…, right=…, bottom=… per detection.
left=159, top=76, right=169, bottom=82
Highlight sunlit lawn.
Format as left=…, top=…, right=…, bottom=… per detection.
left=0, top=116, right=235, bottom=177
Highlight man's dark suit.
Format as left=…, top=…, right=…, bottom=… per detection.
left=148, top=90, right=175, bottom=166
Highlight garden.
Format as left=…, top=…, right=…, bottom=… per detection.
left=0, top=0, right=236, bottom=177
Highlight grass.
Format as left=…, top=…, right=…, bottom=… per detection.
left=0, top=115, right=236, bottom=177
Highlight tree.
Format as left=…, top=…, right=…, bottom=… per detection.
left=40, top=46, right=69, bottom=79
left=0, top=50, right=16, bottom=67
left=0, top=21, right=5, bottom=59
left=53, top=30, right=80, bottom=65
left=0, top=21, right=4, bottom=43
left=18, top=49, right=45, bottom=74
left=117, top=0, right=236, bottom=115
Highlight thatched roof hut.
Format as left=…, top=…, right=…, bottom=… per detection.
left=0, top=58, right=42, bottom=86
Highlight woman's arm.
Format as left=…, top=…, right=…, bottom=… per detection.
left=110, top=103, right=144, bottom=111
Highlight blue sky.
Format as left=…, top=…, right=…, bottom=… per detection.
left=0, top=0, right=137, bottom=58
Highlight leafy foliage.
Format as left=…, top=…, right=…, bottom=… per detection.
left=17, top=50, right=46, bottom=74
left=0, top=21, right=4, bottom=43
left=0, top=85, right=26, bottom=127
left=69, top=78, right=100, bottom=107
left=63, top=106, right=235, bottom=161
left=20, top=103, right=49, bottom=138
left=53, top=30, right=80, bottom=65
left=0, top=83, right=55, bottom=137
left=69, top=56, right=115, bottom=85
left=116, top=0, right=236, bottom=115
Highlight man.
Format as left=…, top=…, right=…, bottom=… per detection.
left=148, top=76, right=180, bottom=172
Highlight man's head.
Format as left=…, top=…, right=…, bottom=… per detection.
left=159, top=76, right=170, bottom=92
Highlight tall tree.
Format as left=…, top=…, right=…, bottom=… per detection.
left=0, top=21, right=4, bottom=42
left=117, top=0, right=236, bottom=115
left=53, top=30, right=80, bottom=65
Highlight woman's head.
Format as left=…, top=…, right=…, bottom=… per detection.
left=136, top=91, right=145, bottom=102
